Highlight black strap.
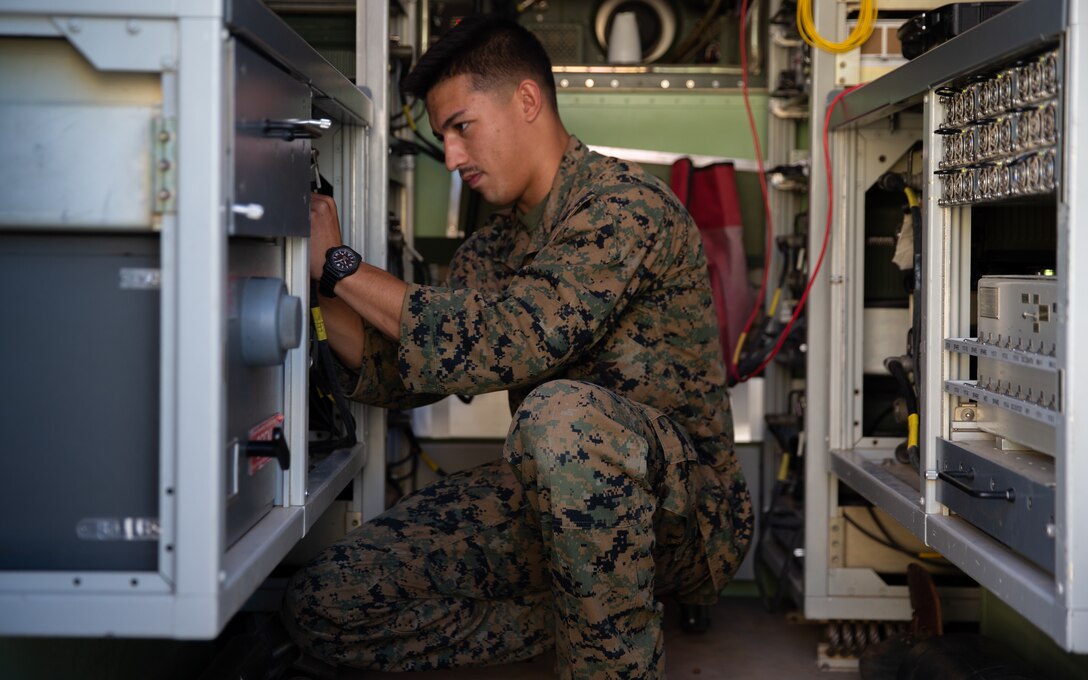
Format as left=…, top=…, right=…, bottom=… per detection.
left=308, top=286, right=357, bottom=455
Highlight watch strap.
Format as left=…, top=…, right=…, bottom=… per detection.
left=318, top=268, right=339, bottom=298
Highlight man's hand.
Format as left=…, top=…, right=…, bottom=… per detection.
left=310, top=193, right=343, bottom=280
left=307, top=190, right=408, bottom=347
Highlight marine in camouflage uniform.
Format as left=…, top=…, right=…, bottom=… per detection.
left=284, top=136, right=752, bottom=678
left=283, top=15, right=751, bottom=680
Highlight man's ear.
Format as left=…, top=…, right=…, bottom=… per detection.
left=516, top=78, right=544, bottom=123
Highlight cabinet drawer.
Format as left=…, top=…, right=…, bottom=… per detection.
left=936, top=438, right=1055, bottom=572
left=232, top=41, right=312, bottom=237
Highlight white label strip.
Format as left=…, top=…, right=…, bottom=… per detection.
left=944, top=380, right=1060, bottom=425
left=944, top=338, right=1058, bottom=371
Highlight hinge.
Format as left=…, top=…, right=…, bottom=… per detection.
left=828, top=515, right=845, bottom=567
left=152, top=117, right=177, bottom=216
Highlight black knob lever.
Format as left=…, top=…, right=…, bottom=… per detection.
left=243, top=426, right=290, bottom=471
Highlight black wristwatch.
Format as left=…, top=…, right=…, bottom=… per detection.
left=319, top=245, right=361, bottom=298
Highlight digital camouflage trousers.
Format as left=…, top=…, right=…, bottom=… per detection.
left=282, top=379, right=729, bottom=679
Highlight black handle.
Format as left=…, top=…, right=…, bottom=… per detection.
left=243, top=426, right=290, bottom=471
left=262, top=118, right=330, bottom=141
left=938, top=469, right=1014, bottom=502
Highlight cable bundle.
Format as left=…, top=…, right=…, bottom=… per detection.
left=797, top=0, right=878, bottom=54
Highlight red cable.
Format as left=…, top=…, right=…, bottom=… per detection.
left=742, top=83, right=865, bottom=380
left=733, top=0, right=774, bottom=383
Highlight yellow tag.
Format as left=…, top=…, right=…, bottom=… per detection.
left=311, top=306, right=327, bottom=341
left=908, top=413, right=920, bottom=448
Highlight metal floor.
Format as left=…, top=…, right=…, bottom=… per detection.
left=353, top=595, right=861, bottom=680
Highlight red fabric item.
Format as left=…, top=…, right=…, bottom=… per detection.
left=670, top=159, right=755, bottom=376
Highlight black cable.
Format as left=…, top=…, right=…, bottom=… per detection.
left=307, top=289, right=358, bottom=456
left=395, top=83, right=445, bottom=163
left=885, top=356, right=917, bottom=414
left=842, top=509, right=945, bottom=563
left=884, top=355, right=919, bottom=469
left=391, top=99, right=425, bottom=129
left=908, top=202, right=923, bottom=364
left=305, top=169, right=358, bottom=457
left=386, top=413, right=450, bottom=497
left=735, top=232, right=809, bottom=378
left=665, top=0, right=724, bottom=63
left=754, top=493, right=803, bottom=613
left=386, top=444, right=416, bottom=469
left=411, top=130, right=445, bottom=163
left=386, top=478, right=406, bottom=504
left=385, top=415, right=417, bottom=496
left=866, top=505, right=941, bottom=562
left=398, top=419, right=448, bottom=479
left=391, top=137, right=444, bottom=164
left=754, top=457, right=805, bottom=613
left=868, top=402, right=898, bottom=433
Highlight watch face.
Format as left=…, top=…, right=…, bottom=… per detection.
left=330, top=247, right=358, bottom=272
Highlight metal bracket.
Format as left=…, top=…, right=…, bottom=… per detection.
left=52, top=16, right=177, bottom=73
left=152, top=117, right=177, bottom=217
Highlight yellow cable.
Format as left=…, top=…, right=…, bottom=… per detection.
left=731, top=288, right=783, bottom=367
left=310, top=306, right=328, bottom=342
left=419, top=450, right=445, bottom=475
left=403, top=103, right=418, bottom=133
left=904, top=186, right=919, bottom=208
left=797, top=0, right=878, bottom=54
left=777, top=453, right=792, bottom=482
left=907, top=412, right=919, bottom=449
left=768, top=287, right=782, bottom=316
left=732, top=331, right=748, bottom=366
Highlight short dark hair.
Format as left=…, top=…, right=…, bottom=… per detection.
left=402, top=14, right=558, bottom=112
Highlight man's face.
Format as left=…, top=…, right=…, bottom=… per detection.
left=427, top=74, right=529, bottom=208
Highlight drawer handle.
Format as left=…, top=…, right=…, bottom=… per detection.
left=262, top=117, right=331, bottom=140
left=243, top=426, right=290, bottom=471
left=938, top=469, right=1015, bottom=502
left=232, top=203, right=265, bottom=220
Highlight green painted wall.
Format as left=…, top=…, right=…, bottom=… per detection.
left=410, top=90, right=771, bottom=264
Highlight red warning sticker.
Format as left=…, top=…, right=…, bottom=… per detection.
left=248, top=413, right=284, bottom=475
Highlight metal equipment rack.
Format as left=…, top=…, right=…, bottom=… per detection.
left=0, top=0, right=387, bottom=639
left=805, top=0, right=1087, bottom=652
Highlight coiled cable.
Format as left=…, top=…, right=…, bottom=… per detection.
left=797, top=0, right=878, bottom=54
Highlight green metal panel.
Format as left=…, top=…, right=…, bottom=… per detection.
left=560, top=90, right=767, bottom=159
left=412, top=90, right=771, bottom=265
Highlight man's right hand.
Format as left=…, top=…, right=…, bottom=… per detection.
left=307, top=190, right=408, bottom=353
left=310, top=193, right=344, bottom=281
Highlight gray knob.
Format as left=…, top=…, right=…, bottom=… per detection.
left=240, top=277, right=302, bottom=366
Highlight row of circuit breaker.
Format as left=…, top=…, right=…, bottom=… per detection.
left=934, top=44, right=1062, bottom=575
left=936, top=47, right=1060, bottom=205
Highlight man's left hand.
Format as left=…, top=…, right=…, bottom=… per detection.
left=310, top=192, right=343, bottom=280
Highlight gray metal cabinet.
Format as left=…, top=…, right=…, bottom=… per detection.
left=0, top=0, right=386, bottom=639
